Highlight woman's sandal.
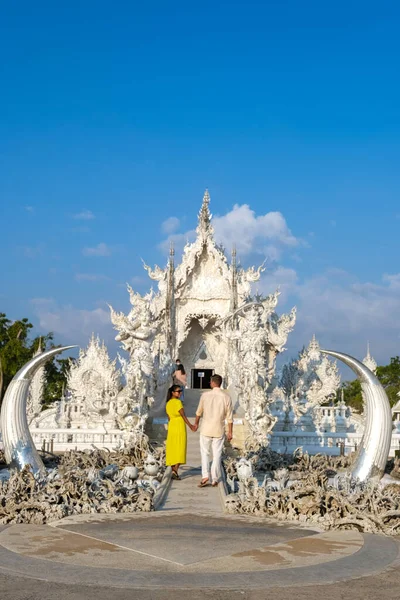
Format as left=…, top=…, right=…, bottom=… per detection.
left=198, top=478, right=209, bottom=488
left=171, top=471, right=181, bottom=480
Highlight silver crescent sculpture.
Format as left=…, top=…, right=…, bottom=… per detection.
left=0, top=346, right=76, bottom=475
left=321, top=349, right=392, bottom=483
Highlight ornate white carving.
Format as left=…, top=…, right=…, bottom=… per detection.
left=27, top=343, right=45, bottom=423
left=141, top=260, right=166, bottom=282
left=279, top=335, right=341, bottom=431
left=109, top=291, right=164, bottom=438
left=221, top=298, right=296, bottom=445
left=64, top=334, right=121, bottom=428
left=266, top=306, right=297, bottom=354
left=29, top=336, right=122, bottom=434
left=363, top=343, right=377, bottom=374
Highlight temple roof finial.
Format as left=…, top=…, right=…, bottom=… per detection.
left=363, top=341, right=377, bottom=373
left=231, top=245, right=237, bottom=263
left=196, top=189, right=214, bottom=241
left=34, top=337, right=43, bottom=356
left=169, top=240, right=175, bottom=270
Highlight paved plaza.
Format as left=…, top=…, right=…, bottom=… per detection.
left=1, top=434, right=400, bottom=598
left=0, top=505, right=399, bottom=599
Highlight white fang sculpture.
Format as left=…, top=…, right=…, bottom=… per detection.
left=27, top=341, right=46, bottom=424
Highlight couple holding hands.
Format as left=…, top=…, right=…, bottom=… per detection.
left=165, top=374, right=233, bottom=486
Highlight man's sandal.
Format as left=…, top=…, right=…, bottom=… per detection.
left=212, top=481, right=218, bottom=487
left=198, top=478, right=209, bottom=488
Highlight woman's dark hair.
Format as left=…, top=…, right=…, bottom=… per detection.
left=166, top=384, right=182, bottom=402
left=176, top=364, right=186, bottom=375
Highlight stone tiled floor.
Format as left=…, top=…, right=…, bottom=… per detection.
left=1, top=432, right=399, bottom=595
left=0, top=508, right=398, bottom=590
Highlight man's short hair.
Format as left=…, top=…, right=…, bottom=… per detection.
left=211, top=374, right=222, bottom=387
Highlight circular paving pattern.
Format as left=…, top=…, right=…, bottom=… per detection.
left=0, top=513, right=398, bottom=589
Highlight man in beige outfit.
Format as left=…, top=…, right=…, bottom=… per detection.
left=194, top=374, right=233, bottom=487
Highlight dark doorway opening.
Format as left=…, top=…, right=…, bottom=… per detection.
left=192, top=368, right=214, bottom=389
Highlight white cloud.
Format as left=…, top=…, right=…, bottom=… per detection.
left=24, top=205, right=35, bottom=213
left=75, top=273, right=110, bottom=282
left=266, top=269, right=400, bottom=366
left=82, top=243, right=112, bottom=257
left=73, top=210, right=95, bottom=220
left=213, top=204, right=300, bottom=258
left=257, top=266, right=298, bottom=302
left=159, top=204, right=301, bottom=262
left=159, top=230, right=196, bottom=256
left=162, top=216, right=180, bottom=234
left=383, top=273, right=400, bottom=288
left=30, top=298, right=114, bottom=348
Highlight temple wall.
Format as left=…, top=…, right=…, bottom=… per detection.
left=25, top=424, right=400, bottom=457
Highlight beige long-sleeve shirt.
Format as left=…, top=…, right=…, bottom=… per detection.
left=196, top=387, right=233, bottom=438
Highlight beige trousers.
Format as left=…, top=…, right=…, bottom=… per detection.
left=200, top=434, right=225, bottom=482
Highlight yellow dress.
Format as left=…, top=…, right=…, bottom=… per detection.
left=166, top=399, right=187, bottom=465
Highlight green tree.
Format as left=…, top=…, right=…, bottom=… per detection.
left=338, top=355, right=400, bottom=412
left=43, top=357, right=74, bottom=408
left=337, top=379, right=363, bottom=412
left=0, top=312, right=71, bottom=408
left=376, top=356, right=400, bottom=407
left=0, top=313, right=33, bottom=397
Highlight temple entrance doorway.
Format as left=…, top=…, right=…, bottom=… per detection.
left=192, top=368, right=214, bottom=389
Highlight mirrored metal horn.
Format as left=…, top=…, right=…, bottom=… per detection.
left=321, top=349, right=392, bottom=483
left=0, top=345, right=76, bottom=475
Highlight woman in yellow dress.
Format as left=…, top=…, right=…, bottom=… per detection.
left=166, top=384, right=195, bottom=480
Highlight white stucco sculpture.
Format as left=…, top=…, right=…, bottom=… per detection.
left=30, top=335, right=123, bottom=432
left=279, top=335, right=341, bottom=431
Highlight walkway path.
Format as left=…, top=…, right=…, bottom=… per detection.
left=159, top=399, right=223, bottom=514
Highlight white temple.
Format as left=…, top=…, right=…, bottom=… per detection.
left=29, top=335, right=128, bottom=449
left=26, top=191, right=400, bottom=456
left=109, top=190, right=297, bottom=445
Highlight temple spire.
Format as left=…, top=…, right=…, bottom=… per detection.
left=196, top=189, right=214, bottom=242
left=230, top=245, right=238, bottom=311
left=166, top=240, right=176, bottom=355
left=33, top=337, right=43, bottom=356
left=363, top=342, right=377, bottom=373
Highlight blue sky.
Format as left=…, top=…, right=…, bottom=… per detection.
left=1, top=1, right=400, bottom=371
